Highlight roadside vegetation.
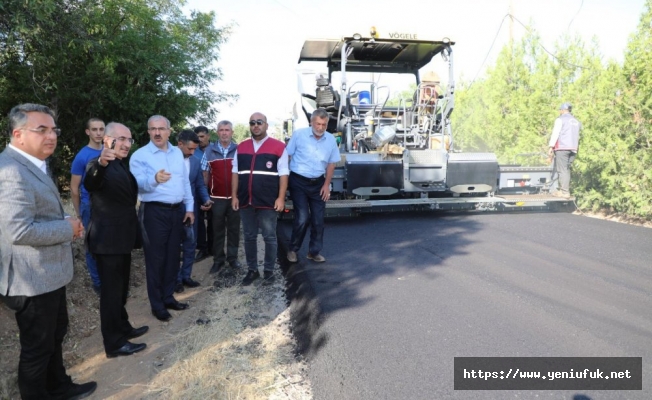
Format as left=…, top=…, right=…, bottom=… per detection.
left=452, top=2, right=652, bottom=219
left=0, top=0, right=236, bottom=185
left=2, top=0, right=651, bottom=219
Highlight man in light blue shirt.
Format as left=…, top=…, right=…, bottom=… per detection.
left=285, top=108, right=341, bottom=264
left=130, top=115, right=194, bottom=322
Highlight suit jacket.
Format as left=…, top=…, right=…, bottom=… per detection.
left=84, top=158, right=140, bottom=254
left=0, top=147, right=74, bottom=297
left=189, top=156, right=209, bottom=207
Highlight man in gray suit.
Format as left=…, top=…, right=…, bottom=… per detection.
left=0, top=104, right=97, bottom=399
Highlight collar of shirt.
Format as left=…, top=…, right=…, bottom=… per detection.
left=252, top=135, right=269, bottom=152
left=310, top=130, right=327, bottom=141
left=9, top=144, right=47, bottom=174
left=146, top=140, right=173, bottom=154
left=217, top=141, right=229, bottom=156
left=184, top=157, right=191, bottom=181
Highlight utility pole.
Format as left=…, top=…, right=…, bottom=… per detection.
left=509, top=0, right=514, bottom=44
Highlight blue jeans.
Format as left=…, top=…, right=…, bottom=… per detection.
left=80, top=201, right=100, bottom=287
left=289, top=173, right=326, bottom=256
left=240, top=207, right=277, bottom=272
left=178, top=212, right=197, bottom=283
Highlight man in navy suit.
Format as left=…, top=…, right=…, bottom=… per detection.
left=175, top=130, right=212, bottom=292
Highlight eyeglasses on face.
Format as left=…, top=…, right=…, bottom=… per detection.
left=23, top=127, right=61, bottom=136
left=249, top=119, right=266, bottom=126
left=113, top=136, right=135, bottom=144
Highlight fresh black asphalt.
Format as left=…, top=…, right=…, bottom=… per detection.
left=279, top=211, right=652, bottom=400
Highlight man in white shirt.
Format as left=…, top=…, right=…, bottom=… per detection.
left=548, top=103, right=581, bottom=199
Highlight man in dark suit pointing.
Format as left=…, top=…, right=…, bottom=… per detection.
left=84, top=122, right=148, bottom=358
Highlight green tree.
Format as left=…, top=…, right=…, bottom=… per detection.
left=601, top=0, right=652, bottom=217
left=0, top=0, right=234, bottom=186
left=233, top=123, right=250, bottom=143
left=385, top=84, right=417, bottom=107
left=452, top=23, right=652, bottom=219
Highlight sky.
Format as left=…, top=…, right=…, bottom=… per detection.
left=184, top=0, right=647, bottom=127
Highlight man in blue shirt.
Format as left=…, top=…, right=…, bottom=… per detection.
left=175, top=130, right=212, bottom=293
left=193, top=125, right=213, bottom=261
left=70, top=118, right=105, bottom=294
left=286, top=108, right=341, bottom=263
left=130, top=115, right=194, bottom=322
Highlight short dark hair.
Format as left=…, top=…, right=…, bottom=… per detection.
left=178, top=129, right=199, bottom=144
left=9, top=103, right=55, bottom=134
left=194, top=125, right=209, bottom=135
left=86, top=117, right=104, bottom=129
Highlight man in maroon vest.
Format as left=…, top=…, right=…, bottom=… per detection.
left=202, top=120, right=240, bottom=274
left=231, top=112, right=289, bottom=286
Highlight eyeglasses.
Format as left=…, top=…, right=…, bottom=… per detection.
left=148, top=127, right=169, bottom=132
left=22, top=127, right=61, bottom=136
left=115, top=136, right=135, bottom=144
left=249, top=119, right=266, bottom=126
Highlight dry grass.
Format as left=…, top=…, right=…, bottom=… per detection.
left=1, top=197, right=313, bottom=400
left=142, top=278, right=311, bottom=400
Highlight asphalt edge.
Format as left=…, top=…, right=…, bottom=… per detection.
left=276, top=220, right=325, bottom=360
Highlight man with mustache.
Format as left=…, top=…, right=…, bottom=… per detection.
left=130, top=115, right=194, bottom=322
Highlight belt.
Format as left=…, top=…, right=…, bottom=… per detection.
left=146, top=201, right=183, bottom=209
left=291, top=171, right=324, bottom=184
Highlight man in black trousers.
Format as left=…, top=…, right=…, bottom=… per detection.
left=130, top=115, right=194, bottom=322
left=84, top=122, right=148, bottom=357
left=0, top=103, right=96, bottom=399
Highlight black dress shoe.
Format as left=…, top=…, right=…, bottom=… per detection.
left=165, top=301, right=189, bottom=311
left=228, top=260, right=242, bottom=269
left=52, top=381, right=97, bottom=400
left=209, top=262, right=224, bottom=274
left=106, top=341, right=147, bottom=358
left=262, top=270, right=275, bottom=286
left=126, top=326, right=149, bottom=340
left=174, top=282, right=185, bottom=293
left=241, top=270, right=260, bottom=286
left=182, top=278, right=201, bottom=288
left=194, top=249, right=209, bottom=262
left=152, top=309, right=172, bottom=322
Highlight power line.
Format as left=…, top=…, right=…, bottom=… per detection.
left=567, top=0, right=585, bottom=32
left=270, top=0, right=299, bottom=16
left=468, top=14, right=510, bottom=88
left=467, top=12, right=590, bottom=89
left=508, top=13, right=589, bottom=70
